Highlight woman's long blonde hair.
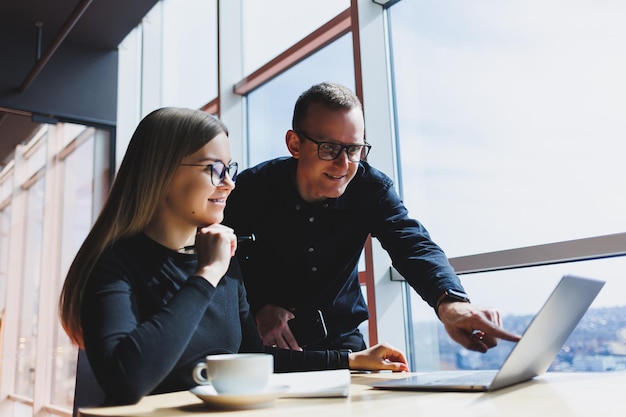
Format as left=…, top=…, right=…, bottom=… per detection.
left=59, top=107, right=228, bottom=348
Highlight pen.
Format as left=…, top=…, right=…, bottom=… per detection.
left=180, top=234, right=255, bottom=253
left=237, top=234, right=256, bottom=243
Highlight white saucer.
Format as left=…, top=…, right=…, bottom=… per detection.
left=190, top=385, right=290, bottom=409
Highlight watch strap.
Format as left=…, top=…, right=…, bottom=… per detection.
left=436, top=289, right=471, bottom=318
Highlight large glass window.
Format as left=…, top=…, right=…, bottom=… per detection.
left=388, top=0, right=626, bottom=371
left=0, top=166, right=11, bottom=315
left=15, top=175, right=45, bottom=397
left=410, top=257, right=626, bottom=372
left=162, top=0, right=218, bottom=108
left=0, top=121, right=111, bottom=415
left=390, top=0, right=626, bottom=256
left=242, top=0, right=350, bottom=74
left=246, top=34, right=355, bottom=166
left=51, top=131, right=99, bottom=408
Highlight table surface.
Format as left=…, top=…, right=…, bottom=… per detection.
left=79, top=371, right=626, bottom=417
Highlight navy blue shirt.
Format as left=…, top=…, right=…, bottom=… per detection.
left=81, top=233, right=348, bottom=405
left=224, top=157, right=465, bottom=344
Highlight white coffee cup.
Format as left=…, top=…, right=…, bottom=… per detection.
left=192, top=353, right=274, bottom=394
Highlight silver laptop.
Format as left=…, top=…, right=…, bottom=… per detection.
left=372, top=275, right=605, bottom=392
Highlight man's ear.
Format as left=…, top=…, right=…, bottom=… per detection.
left=286, top=130, right=301, bottom=158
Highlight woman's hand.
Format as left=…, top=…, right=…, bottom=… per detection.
left=349, top=343, right=409, bottom=372
left=194, top=224, right=236, bottom=287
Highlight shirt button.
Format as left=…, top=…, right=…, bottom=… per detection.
left=309, top=217, right=315, bottom=222
left=295, top=205, right=301, bottom=210
left=323, top=203, right=328, bottom=208
left=308, top=247, right=314, bottom=252
left=311, top=267, right=318, bottom=272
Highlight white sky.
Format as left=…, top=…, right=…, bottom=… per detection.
left=391, top=0, right=626, bottom=315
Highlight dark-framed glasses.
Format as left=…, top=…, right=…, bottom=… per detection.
left=295, top=130, right=371, bottom=162
left=180, top=161, right=238, bottom=186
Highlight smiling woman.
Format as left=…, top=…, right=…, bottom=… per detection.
left=59, top=108, right=236, bottom=348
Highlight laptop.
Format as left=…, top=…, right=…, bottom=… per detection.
left=371, top=274, right=605, bottom=392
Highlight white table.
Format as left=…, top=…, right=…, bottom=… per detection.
left=79, top=371, right=626, bottom=417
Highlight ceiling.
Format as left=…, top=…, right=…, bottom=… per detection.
left=0, top=0, right=158, bottom=165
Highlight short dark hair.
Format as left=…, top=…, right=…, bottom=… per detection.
left=292, top=82, right=363, bottom=130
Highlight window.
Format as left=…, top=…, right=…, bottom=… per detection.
left=390, top=0, right=626, bottom=255
left=242, top=0, right=349, bottom=74
left=161, top=0, right=218, bottom=108
left=246, top=34, right=355, bottom=165
left=51, top=130, right=103, bottom=408
left=388, top=0, right=626, bottom=371
left=15, top=175, right=45, bottom=397
left=0, top=123, right=110, bottom=416
left=0, top=165, right=12, bottom=314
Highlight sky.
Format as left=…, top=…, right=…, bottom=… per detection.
left=389, top=0, right=626, bottom=316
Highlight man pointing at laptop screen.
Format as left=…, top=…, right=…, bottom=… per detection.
left=223, top=82, right=520, bottom=353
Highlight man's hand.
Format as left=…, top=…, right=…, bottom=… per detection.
left=438, top=301, right=521, bottom=353
left=255, top=304, right=302, bottom=350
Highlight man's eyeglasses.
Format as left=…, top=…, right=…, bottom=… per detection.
left=295, top=130, right=371, bottom=163
left=180, top=161, right=239, bottom=186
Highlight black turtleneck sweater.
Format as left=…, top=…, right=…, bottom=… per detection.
left=81, top=233, right=347, bottom=405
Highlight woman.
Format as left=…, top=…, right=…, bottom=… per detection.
left=59, top=107, right=407, bottom=406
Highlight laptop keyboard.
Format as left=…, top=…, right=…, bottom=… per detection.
left=416, top=370, right=498, bottom=386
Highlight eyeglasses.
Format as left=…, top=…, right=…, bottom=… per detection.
left=180, top=161, right=239, bottom=186
left=295, top=130, right=371, bottom=163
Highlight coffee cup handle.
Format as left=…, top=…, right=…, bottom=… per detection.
left=193, top=362, right=210, bottom=385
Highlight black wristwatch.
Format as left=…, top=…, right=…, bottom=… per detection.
left=436, top=289, right=470, bottom=317
left=441, top=288, right=470, bottom=303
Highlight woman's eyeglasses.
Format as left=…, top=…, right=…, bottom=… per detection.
left=180, top=161, right=238, bottom=186
left=295, top=130, right=371, bottom=162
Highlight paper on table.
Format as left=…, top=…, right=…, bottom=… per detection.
left=269, top=369, right=350, bottom=398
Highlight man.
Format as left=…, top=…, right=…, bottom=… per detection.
left=224, top=82, right=519, bottom=352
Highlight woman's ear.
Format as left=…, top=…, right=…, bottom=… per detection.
left=286, top=130, right=300, bottom=158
